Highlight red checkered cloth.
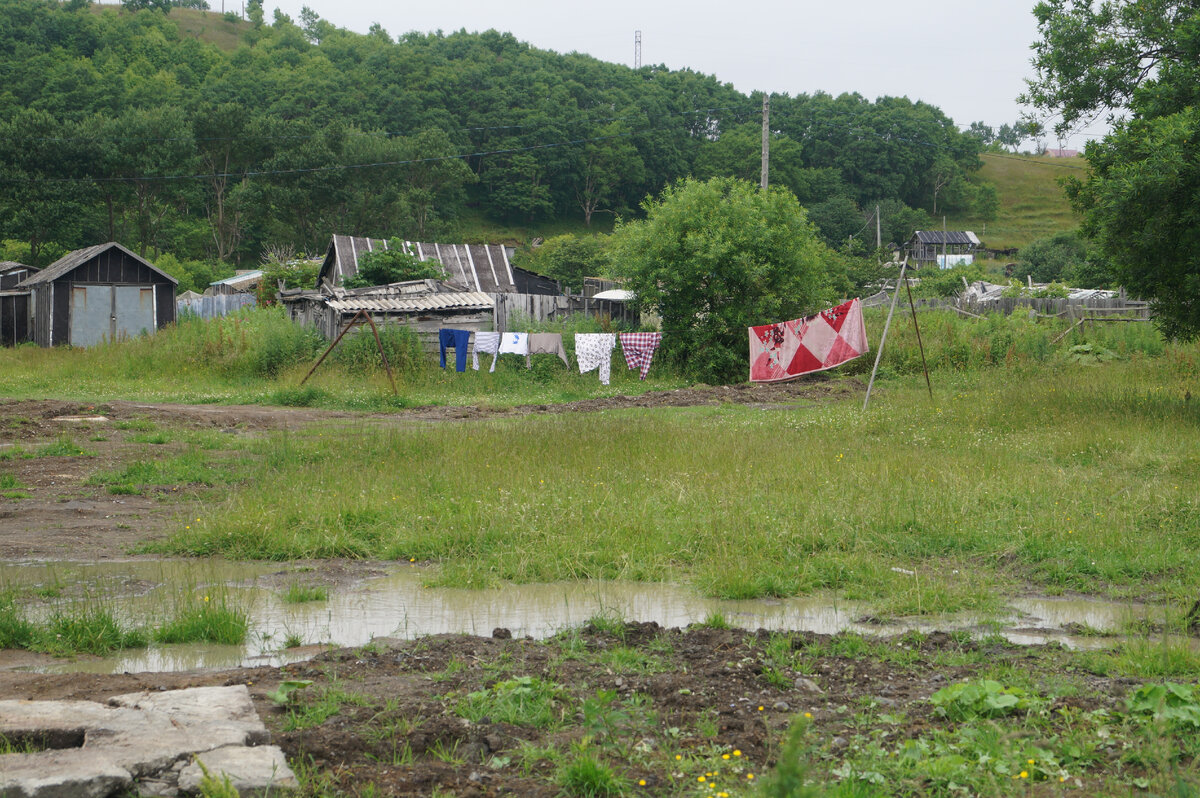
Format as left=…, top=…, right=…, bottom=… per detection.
left=619, top=332, right=663, bottom=380
left=748, top=298, right=868, bottom=383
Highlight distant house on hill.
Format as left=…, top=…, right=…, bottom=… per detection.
left=14, top=243, right=177, bottom=347
left=0, top=262, right=39, bottom=346
left=905, top=231, right=980, bottom=268
left=317, top=235, right=558, bottom=295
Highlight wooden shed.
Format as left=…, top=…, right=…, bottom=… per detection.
left=905, top=231, right=981, bottom=267
left=16, top=242, right=178, bottom=347
left=0, top=261, right=39, bottom=346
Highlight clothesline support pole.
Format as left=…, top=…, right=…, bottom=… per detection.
left=300, top=310, right=364, bottom=387
left=300, top=309, right=398, bottom=396
left=904, top=274, right=934, bottom=402
left=361, top=310, right=398, bottom=395
left=862, top=258, right=907, bottom=411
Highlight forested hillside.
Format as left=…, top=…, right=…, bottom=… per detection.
left=0, top=0, right=993, bottom=279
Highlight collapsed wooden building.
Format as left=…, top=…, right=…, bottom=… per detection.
left=283, top=235, right=639, bottom=350
left=280, top=279, right=497, bottom=342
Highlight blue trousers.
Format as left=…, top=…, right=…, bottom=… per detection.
left=439, top=328, right=472, bottom=372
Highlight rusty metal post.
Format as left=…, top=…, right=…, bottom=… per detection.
left=299, top=310, right=364, bottom=387
left=361, top=311, right=398, bottom=395
left=904, top=275, right=933, bottom=401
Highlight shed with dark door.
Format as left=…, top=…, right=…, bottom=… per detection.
left=16, top=242, right=178, bottom=347
left=0, top=261, right=39, bottom=346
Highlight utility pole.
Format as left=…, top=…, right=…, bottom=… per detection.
left=942, top=215, right=947, bottom=268
left=760, top=95, right=770, bottom=190
left=876, top=204, right=881, bottom=250
left=634, top=31, right=642, bottom=69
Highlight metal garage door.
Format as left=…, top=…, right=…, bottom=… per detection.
left=70, top=285, right=113, bottom=347
left=70, top=285, right=156, bottom=346
left=113, top=285, right=155, bottom=341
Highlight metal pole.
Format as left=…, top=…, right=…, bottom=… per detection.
left=362, top=312, right=398, bottom=395
left=300, top=310, right=364, bottom=386
left=863, top=259, right=907, bottom=410
left=760, top=95, right=770, bottom=190
left=905, top=274, right=934, bottom=401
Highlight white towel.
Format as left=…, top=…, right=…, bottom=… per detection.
left=498, top=332, right=529, bottom=356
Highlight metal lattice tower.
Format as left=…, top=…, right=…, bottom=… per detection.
left=634, top=31, right=642, bottom=69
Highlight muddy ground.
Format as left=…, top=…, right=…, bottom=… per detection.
left=0, top=622, right=1140, bottom=797
left=1, top=388, right=1196, bottom=795
left=0, top=381, right=854, bottom=560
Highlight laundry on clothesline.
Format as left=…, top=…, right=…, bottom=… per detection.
left=619, top=332, right=662, bottom=380
left=438, top=328, right=472, bottom=372
left=472, top=331, right=502, bottom=372
left=526, top=333, right=570, bottom=369
left=576, top=333, right=617, bottom=385
left=748, top=298, right=868, bottom=383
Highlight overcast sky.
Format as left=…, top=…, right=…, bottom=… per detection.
left=251, top=0, right=1101, bottom=149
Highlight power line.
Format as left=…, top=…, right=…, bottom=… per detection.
left=20, top=102, right=757, bottom=146
left=980, top=152, right=1088, bottom=170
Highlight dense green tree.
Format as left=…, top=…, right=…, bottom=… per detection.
left=512, top=234, right=611, bottom=293
left=1019, top=231, right=1088, bottom=283
left=1023, top=0, right=1200, bottom=338
left=0, top=110, right=99, bottom=263
left=0, top=0, right=993, bottom=274
left=611, top=177, right=833, bottom=382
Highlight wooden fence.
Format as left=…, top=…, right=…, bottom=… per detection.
left=864, top=290, right=1151, bottom=319
left=493, top=292, right=635, bottom=330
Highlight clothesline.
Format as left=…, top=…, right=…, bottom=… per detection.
left=439, top=329, right=664, bottom=385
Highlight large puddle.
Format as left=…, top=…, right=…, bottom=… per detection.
left=0, top=560, right=1181, bottom=674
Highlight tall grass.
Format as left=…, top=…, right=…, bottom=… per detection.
left=152, top=347, right=1200, bottom=612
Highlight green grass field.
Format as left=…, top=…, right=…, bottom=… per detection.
left=4, top=307, right=1196, bottom=619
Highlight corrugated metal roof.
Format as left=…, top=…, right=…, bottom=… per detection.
left=319, top=235, right=523, bottom=293
left=16, top=242, right=177, bottom=287
left=210, top=270, right=263, bottom=287
left=326, top=291, right=493, bottom=313
left=910, top=231, right=980, bottom=246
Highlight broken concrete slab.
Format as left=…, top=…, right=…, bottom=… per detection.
left=177, top=746, right=298, bottom=796
left=0, top=748, right=131, bottom=798
left=109, top=684, right=270, bottom=745
left=0, top=687, right=294, bottom=798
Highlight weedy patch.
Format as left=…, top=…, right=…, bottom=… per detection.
left=456, top=676, right=564, bottom=728
left=152, top=594, right=249, bottom=645
left=929, top=679, right=1041, bottom=720
left=281, top=582, right=328, bottom=604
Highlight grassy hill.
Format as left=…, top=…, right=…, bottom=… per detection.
left=947, top=152, right=1085, bottom=252
left=90, top=4, right=250, bottom=51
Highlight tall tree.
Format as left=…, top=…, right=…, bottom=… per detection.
left=1023, top=0, right=1200, bottom=338
left=611, top=177, right=833, bottom=382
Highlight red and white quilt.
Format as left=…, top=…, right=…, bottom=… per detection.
left=749, top=298, right=868, bottom=383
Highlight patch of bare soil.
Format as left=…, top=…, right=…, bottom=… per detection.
left=0, top=624, right=1124, bottom=797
